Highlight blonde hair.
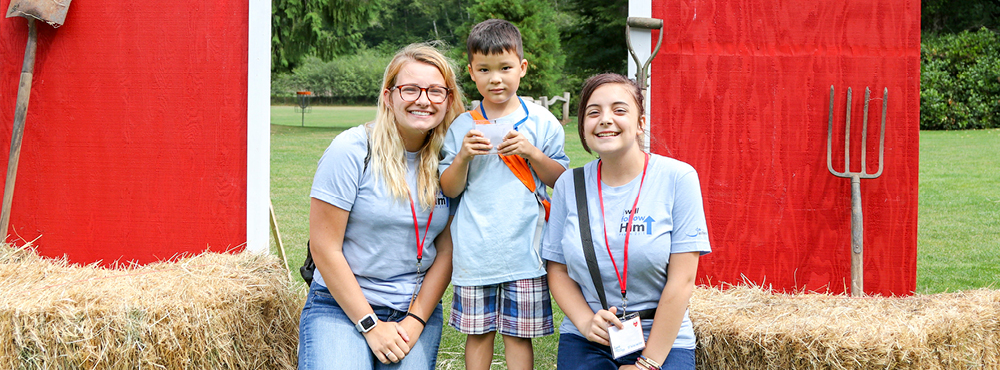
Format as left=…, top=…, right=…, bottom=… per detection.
left=369, top=44, right=465, bottom=209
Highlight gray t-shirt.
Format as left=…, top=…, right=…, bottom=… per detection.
left=541, top=155, right=711, bottom=349
left=439, top=100, right=569, bottom=286
left=311, top=125, right=453, bottom=311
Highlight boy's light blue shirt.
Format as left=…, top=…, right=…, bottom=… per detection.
left=440, top=99, right=569, bottom=286
left=311, top=125, right=455, bottom=311
left=541, top=155, right=712, bottom=350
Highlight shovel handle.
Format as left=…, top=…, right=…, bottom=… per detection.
left=0, top=18, right=38, bottom=239
left=627, top=17, right=663, bottom=30
left=625, top=17, right=665, bottom=92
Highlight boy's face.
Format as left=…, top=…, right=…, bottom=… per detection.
left=468, top=50, right=528, bottom=109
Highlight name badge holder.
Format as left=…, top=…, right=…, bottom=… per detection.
left=572, top=154, right=650, bottom=359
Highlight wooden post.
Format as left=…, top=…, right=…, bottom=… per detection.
left=269, top=200, right=292, bottom=280
left=563, top=92, right=571, bottom=123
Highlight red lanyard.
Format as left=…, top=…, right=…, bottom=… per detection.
left=596, top=153, right=649, bottom=301
left=407, top=193, right=435, bottom=269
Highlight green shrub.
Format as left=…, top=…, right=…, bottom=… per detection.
left=920, top=28, right=1000, bottom=129
left=271, top=49, right=393, bottom=105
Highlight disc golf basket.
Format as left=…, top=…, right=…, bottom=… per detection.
left=295, top=91, right=312, bottom=127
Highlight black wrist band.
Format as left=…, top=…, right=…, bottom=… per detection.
left=406, top=312, right=426, bottom=327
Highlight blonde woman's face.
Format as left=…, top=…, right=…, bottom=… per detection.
left=386, top=61, right=450, bottom=140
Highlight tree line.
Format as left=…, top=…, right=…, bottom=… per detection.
left=271, top=0, right=998, bottom=129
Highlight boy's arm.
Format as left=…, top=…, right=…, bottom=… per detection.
left=440, top=130, right=492, bottom=198
left=522, top=150, right=565, bottom=188
left=497, top=131, right=567, bottom=188
left=439, top=154, right=471, bottom=198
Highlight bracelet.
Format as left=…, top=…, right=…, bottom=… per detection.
left=406, top=312, right=426, bottom=327
left=636, top=355, right=662, bottom=370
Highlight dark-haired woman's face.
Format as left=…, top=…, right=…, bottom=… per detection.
left=581, top=83, right=642, bottom=157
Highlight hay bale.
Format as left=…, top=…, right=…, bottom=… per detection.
left=690, top=285, right=1000, bottom=369
left=0, top=244, right=305, bottom=369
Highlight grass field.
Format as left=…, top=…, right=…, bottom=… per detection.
left=270, top=105, right=1000, bottom=368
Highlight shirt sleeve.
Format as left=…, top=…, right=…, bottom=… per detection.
left=310, top=127, right=367, bottom=211
left=669, top=167, right=712, bottom=255
left=439, top=113, right=473, bottom=176
left=533, top=110, right=570, bottom=170
left=541, top=170, right=573, bottom=264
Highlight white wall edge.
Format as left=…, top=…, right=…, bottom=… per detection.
left=628, top=0, right=653, bottom=152
left=246, top=0, right=271, bottom=254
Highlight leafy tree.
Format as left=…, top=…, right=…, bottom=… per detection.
left=920, top=28, right=1000, bottom=129
left=560, top=0, right=627, bottom=78
left=361, top=0, right=471, bottom=51
left=271, top=0, right=381, bottom=72
left=922, top=0, right=1000, bottom=32
left=454, top=0, right=567, bottom=100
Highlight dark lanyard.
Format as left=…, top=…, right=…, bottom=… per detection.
left=596, top=152, right=650, bottom=308
left=478, top=96, right=530, bottom=130
left=407, top=193, right=435, bottom=273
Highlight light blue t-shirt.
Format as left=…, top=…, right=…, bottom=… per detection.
left=311, top=125, right=454, bottom=311
left=541, top=155, right=711, bottom=350
left=440, top=100, right=570, bottom=286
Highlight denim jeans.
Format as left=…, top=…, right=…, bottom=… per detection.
left=556, top=332, right=695, bottom=370
left=298, top=283, right=444, bottom=370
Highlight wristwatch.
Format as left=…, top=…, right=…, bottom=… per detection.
left=355, top=313, right=378, bottom=333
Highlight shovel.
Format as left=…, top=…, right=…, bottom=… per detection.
left=625, top=17, right=664, bottom=152
left=1, top=0, right=72, bottom=239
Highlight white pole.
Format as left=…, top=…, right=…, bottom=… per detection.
left=629, top=0, right=653, bottom=153
left=246, top=0, right=271, bottom=254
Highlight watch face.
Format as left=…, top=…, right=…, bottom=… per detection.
left=360, top=315, right=376, bottom=330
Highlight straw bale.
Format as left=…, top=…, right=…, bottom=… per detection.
left=0, top=244, right=306, bottom=369
left=690, top=285, right=1000, bottom=369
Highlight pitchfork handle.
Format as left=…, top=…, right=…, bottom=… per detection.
left=850, top=174, right=864, bottom=297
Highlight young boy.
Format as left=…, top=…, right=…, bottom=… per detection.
left=439, top=18, right=569, bottom=370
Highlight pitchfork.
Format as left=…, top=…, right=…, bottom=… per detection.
left=827, top=86, right=887, bottom=297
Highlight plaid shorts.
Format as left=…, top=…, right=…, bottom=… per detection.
left=449, top=276, right=554, bottom=338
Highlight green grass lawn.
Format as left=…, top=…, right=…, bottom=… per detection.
left=915, top=129, right=1000, bottom=293
left=270, top=105, right=1000, bottom=368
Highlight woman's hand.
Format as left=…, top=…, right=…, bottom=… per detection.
left=398, top=315, right=426, bottom=347
left=363, top=320, right=411, bottom=364
left=581, top=306, right=624, bottom=346
left=458, top=130, right=491, bottom=162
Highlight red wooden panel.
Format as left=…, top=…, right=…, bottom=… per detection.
left=650, top=0, right=920, bottom=296
left=0, top=0, right=248, bottom=264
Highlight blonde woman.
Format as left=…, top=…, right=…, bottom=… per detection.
left=299, top=44, right=465, bottom=370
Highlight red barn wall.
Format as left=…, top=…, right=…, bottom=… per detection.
left=0, top=0, right=249, bottom=264
left=648, top=0, right=920, bottom=296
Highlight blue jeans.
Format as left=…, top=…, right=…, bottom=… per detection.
left=298, top=283, right=443, bottom=370
left=557, top=332, right=695, bottom=370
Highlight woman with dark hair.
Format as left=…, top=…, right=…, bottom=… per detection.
left=542, top=73, right=711, bottom=370
left=298, top=43, right=465, bottom=370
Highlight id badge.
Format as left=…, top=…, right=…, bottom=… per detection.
left=608, top=313, right=645, bottom=359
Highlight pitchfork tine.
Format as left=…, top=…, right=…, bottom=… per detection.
left=871, top=88, right=888, bottom=178
left=844, top=88, right=852, bottom=174
left=827, top=86, right=837, bottom=176
left=861, top=87, right=870, bottom=175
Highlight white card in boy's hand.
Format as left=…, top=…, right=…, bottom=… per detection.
left=474, top=120, right=514, bottom=154
left=609, top=314, right=645, bottom=359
